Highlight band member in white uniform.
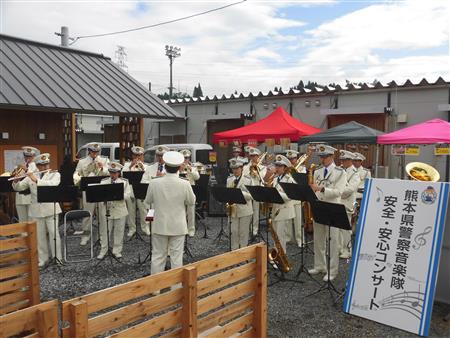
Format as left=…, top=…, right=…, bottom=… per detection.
left=97, top=162, right=131, bottom=259
left=338, top=150, right=360, bottom=259
left=142, top=145, right=169, bottom=181
left=13, top=153, right=62, bottom=267
left=122, top=146, right=150, bottom=237
left=353, top=152, right=371, bottom=200
left=243, top=147, right=266, bottom=237
left=73, top=143, right=109, bottom=245
left=145, top=151, right=196, bottom=279
left=13, top=146, right=39, bottom=222
left=230, top=146, right=247, bottom=165
left=286, top=149, right=305, bottom=247
left=179, top=149, right=200, bottom=185
left=308, top=145, right=347, bottom=281
left=227, top=158, right=253, bottom=250
left=272, top=155, right=296, bottom=253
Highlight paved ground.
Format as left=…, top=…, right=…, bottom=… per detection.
left=40, top=217, right=450, bottom=337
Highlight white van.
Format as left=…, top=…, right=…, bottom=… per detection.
left=76, top=142, right=120, bottom=162
left=144, top=143, right=213, bottom=165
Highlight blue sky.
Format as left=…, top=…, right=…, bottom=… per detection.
left=2, top=0, right=449, bottom=95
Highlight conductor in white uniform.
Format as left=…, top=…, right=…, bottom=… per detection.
left=308, top=145, right=347, bottom=281
left=145, top=151, right=196, bottom=277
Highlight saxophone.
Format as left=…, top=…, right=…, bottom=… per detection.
left=268, top=211, right=291, bottom=273
left=226, top=202, right=237, bottom=218
left=303, top=163, right=317, bottom=232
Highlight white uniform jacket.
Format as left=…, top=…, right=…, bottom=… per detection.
left=182, top=166, right=200, bottom=185
left=122, top=162, right=148, bottom=198
left=14, top=162, right=38, bottom=205
left=73, top=155, right=109, bottom=184
left=144, top=173, right=196, bottom=236
left=226, top=174, right=253, bottom=218
left=98, top=177, right=131, bottom=219
left=313, top=163, right=347, bottom=204
left=243, top=163, right=267, bottom=187
left=272, top=174, right=296, bottom=221
left=356, top=166, right=371, bottom=199
left=13, top=171, right=62, bottom=218
left=142, top=162, right=165, bottom=182
left=341, top=165, right=361, bottom=213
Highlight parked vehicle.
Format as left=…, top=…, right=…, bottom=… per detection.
left=144, top=143, right=213, bottom=164
left=76, top=142, right=120, bottom=162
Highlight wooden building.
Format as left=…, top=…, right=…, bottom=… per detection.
left=0, top=33, right=180, bottom=173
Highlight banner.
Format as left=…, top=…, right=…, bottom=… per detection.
left=434, top=144, right=450, bottom=156
left=344, top=178, right=449, bottom=336
left=405, top=145, right=420, bottom=156
left=280, top=138, right=291, bottom=148
left=247, top=139, right=258, bottom=148
left=232, top=139, right=242, bottom=147
left=265, top=138, right=275, bottom=147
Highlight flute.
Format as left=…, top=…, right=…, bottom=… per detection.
left=8, top=169, right=51, bottom=181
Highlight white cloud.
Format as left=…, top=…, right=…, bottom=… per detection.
left=1, top=0, right=449, bottom=96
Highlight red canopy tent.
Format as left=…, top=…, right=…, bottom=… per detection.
left=212, top=107, right=321, bottom=143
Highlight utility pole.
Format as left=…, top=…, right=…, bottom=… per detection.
left=115, top=46, right=128, bottom=72
left=55, top=26, right=70, bottom=47
left=165, top=45, right=181, bottom=99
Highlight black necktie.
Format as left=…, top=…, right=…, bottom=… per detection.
left=158, top=163, right=163, bottom=172
left=324, top=167, right=328, bottom=178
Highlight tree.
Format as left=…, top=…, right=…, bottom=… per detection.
left=192, top=83, right=204, bottom=98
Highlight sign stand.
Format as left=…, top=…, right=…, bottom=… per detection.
left=211, top=186, right=247, bottom=252
left=37, top=185, right=78, bottom=275
left=305, top=200, right=351, bottom=303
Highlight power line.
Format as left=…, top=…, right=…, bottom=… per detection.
left=70, top=0, right=246, bottom=45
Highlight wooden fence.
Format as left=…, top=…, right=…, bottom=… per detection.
left=0, top=300, right=59, bottom=338
left=0, top=221, right=40, bottom=315
left=62, top=243, right=267, bottom=338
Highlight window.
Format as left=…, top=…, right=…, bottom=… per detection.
left=101, top=148, right=110, bottom=158
left=114, top=148, right=120, bottom=161
left=144, top=150, right=156, bottom=164
left=196, top=149, right=212, bottom=164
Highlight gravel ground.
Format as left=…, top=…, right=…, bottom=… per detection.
left=40, top=216, right=450, bottom=337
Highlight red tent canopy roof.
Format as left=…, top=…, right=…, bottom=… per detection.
left=377, top=118, right=450, bottom=144
left=212, top=107, right=321, bottom=143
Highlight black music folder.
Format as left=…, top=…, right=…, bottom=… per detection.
left=37, top=185, right=78, bottom=203
left=279, top=182, right=317, bottom=203
left=291, top=172, right=308, bottom=186
left=80, top=176, right=108, bottom=191
left=132, top=183, right=149, bottom=200
left=210, top=187, right=247, bottom=205
left=86, top=183, right=124, bottom=203
left=122, top=171, right=144, bottom=185
left=245, top=186, right=284, bottom=204
left=0, top=177, right=14, bottom=193
left=311, top=200, right=351, bottom=230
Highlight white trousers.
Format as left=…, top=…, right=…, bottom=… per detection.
left=251, top=202, right=260, bottom=235
left=230, top=215, right=251, bottom=250
left=16, top=204, right=30, bottom=222
left=151, top=234, right=185, bottom=275
left=313, top=222, right=340, bottom=277
left=35, top=215, right=62, bottom=266
left=287, top=204, right=303, bottom=246
left=81, top=192, right=96, bottom=241
left=126, top=198, right=150, bottom=233
left=99, top=216, right=126, bottom=255
left=339, top=212, right=353, bottom=256
left=273, top=220, right=289, bottom=253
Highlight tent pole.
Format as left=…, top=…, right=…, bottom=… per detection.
left=375, top=144, right=379, bottom=178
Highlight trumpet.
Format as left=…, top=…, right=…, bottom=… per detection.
left=8, top=169, right=51, bottom=181
left=132, top=160, right=145, bottom=171
left=289, top=152, right=310, bottom=174
left=11, top=164, right=27, bottom=177
left=249, top=152, right=267, bottom=181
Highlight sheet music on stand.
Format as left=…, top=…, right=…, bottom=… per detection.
left=279, top=182, right=317, bottom=203
left=132, top=183, right=149, bottom=200
left=291, top=172, right=308, bottom=186
left=80, top=176, right=108, bottom=191
left=85, top=183, right=124, bottom=203
left=210, top=187, right=247, bottom=205
left=0, top=177, right=14, bottom=193
left=245, top=186, right=284, bottom=204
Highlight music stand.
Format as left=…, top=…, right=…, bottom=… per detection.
left=80, top=176, right=108, bottom=247
left=0, top=177, right=14, bottom=193
left=305, top=200, right=351, bottom=304
left=291, top=172, right=308, bottom=186
left=132, top=183, right=153, bottom=264
left=279, top=182, right=320, bottom=284
left=210, top=186, right=246, bottom=251
left=86, top=183, right=124, bottom=265
left=125, top=177, right=148, bottom=242
left=37, top=185, right=78, bottom=274
left=192, top=185, right=208, bottom=238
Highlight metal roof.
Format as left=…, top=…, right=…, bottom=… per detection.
left=165, top=77, right=449, bottom=105
left=0, top=34, right=180, bottom=119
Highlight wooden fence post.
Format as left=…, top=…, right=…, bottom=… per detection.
left=37, top=304, right=59, bottom=338
left=26, top=221, right=40, bottom=305
left=182, top=266, right=198, bottom=338
left=254, top=244, right=267, bottom=338
left=69, top=300, right=88, bottom=338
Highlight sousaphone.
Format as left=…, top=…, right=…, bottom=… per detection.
left=405, top=162, right=440, bottom=182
